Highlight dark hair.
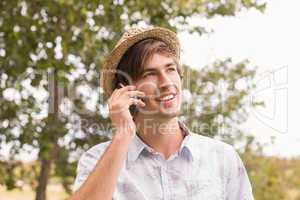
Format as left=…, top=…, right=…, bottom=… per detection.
left=113, top=38, right=183, bottom=90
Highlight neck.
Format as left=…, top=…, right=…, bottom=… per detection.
left=134, top=115, right=183, bottom=159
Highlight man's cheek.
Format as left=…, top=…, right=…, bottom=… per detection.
left=137, top=81, right=158, bottom=93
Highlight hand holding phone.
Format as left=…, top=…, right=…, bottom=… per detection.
left=108, top=83, right=145, bottom=139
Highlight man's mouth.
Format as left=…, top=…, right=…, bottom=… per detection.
left=155, top=93, right=177, bottom=102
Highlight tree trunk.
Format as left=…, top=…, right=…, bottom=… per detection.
left=35, top=68, right=60, bottom=200
left=35, top=157, right=52, bottom=200
left=35, top=145, right=59, bottom=200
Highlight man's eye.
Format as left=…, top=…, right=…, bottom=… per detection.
left=167, top=67, right=176, bottom=72
left=143, top=72, right=156, bottom=77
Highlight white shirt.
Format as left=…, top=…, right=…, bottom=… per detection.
left=73, top=121, right=254, bottom=200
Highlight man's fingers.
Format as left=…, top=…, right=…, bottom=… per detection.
left=130, top=98, right=146, bottom=107
left=127, top=91, right=146, bottom=98
left=111, top=85, right=136, bottom=99
left=118, top=85, right=136, bottom=93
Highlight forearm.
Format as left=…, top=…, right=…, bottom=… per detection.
left=70, top=132, right=132, bottom=200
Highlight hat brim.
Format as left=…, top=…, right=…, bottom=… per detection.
left=100, top=27, right=180, bottom=97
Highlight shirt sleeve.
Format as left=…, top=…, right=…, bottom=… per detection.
left=72, top=142, right=111, bottom=192
left=225, top=147, right=254, bottom=200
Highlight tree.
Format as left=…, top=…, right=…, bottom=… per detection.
left=0, top=0, right=266, bottom=199
left=181, top=58, right=263, bottom=144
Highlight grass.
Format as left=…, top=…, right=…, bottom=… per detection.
left=0, top=183, right=69, bottom=200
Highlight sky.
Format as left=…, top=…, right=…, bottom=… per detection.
left=179, top=0, right=300, bottom=157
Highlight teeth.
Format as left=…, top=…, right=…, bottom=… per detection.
left=159, top=94, right=174, bottom=101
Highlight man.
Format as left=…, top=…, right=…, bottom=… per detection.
left=70, top=26, right=254, bottom=200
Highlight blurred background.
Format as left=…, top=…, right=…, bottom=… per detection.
left=0, top=0, right=299, bottom=200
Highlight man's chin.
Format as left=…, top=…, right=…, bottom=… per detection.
left=136, top=104, right=181, bottom=119
left=156, top=109, right=180, bottom=119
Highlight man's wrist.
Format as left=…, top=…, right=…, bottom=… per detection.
left=112, top=127, right=135, bottom=144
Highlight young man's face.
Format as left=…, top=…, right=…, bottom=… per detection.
left=133, top=53, right=182, bottom=119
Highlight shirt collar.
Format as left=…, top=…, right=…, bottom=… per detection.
left=177, top=120, right=199, bottom=161
left=126, top=133, right=147, bottom=166
left=126, top=120, right=198, bottom=167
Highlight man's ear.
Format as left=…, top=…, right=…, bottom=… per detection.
left=180, top=74, right=184, bottom=80
left=174, top=58, right=184, bottom=80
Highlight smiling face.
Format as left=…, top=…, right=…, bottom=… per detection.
left=133, top=53, right=182, bottom=119
left=114, top=38, right=183, bottom=119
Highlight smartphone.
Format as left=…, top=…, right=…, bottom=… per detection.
left=118, top=83, right=142, bottom=117
left=129, top=104, right=139, bottom=116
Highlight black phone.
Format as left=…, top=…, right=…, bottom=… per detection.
left=117, top=82, right=141, bottom=117
left=129, top=104, right=139, bottom=116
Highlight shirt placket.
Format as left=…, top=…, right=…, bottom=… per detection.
left=155, top=156, right=171, bottom=200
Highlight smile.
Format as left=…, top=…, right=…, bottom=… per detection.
left=155, top=93, right=176, bottom=102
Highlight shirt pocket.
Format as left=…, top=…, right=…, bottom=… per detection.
left=184, top=177, right=223, bottom=200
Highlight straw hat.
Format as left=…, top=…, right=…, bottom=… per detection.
left=100, top=26, right=181, bottom=97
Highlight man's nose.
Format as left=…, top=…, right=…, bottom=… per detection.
left=158, top=71, right=173, bottom=89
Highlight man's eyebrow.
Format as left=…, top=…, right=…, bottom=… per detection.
left=142, top=61, right=176, bottom=73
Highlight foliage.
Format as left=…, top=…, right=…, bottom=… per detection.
left=240, top=136, right=300, bottom=200
left=181, top=58, right=263, bottom=144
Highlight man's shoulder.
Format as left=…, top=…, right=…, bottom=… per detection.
left=188, top=132, right=236, bottom=155
left=80, top=140, right=112, bottom=161
left=88, top=140, right=112, bottom=152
